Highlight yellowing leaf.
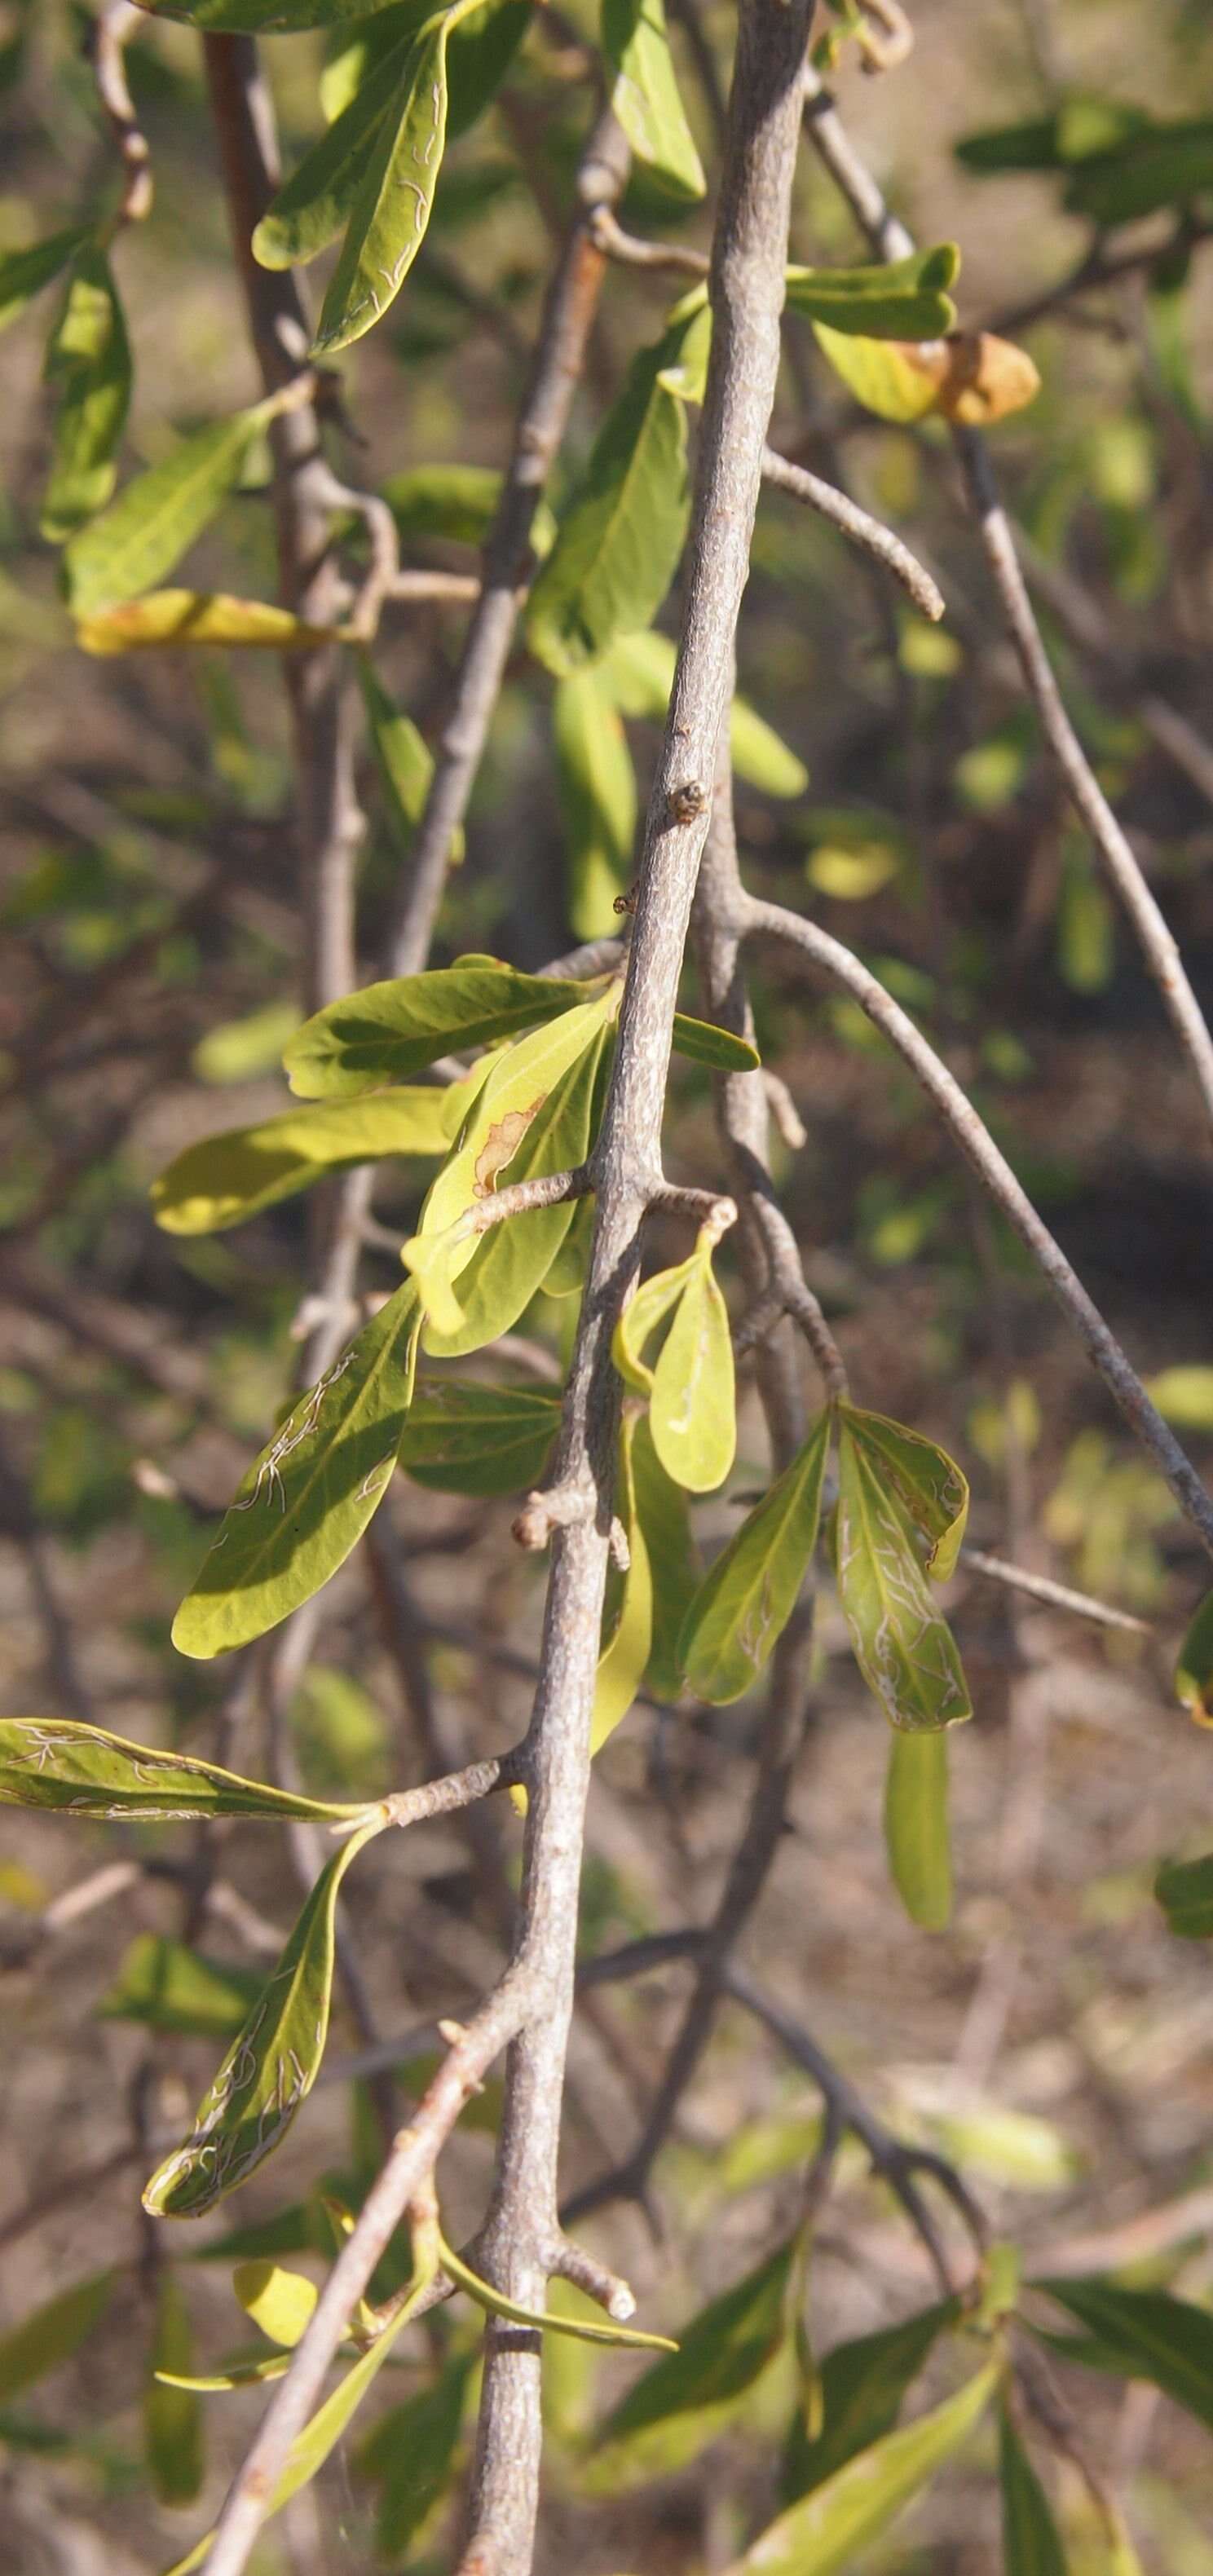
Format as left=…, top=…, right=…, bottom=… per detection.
left=232, top=2261, right=319, bottom=2349
left=679, top=1416, right=830, bottom=1705
left=649, top=1236, right=735, bottom=1494
left=143, top=1821, right=379, bottom=2218
left=814, top=322, right=1040, bottom=426
left=613, top=1253, right=697, bottom=1395
left=77, top=591, right=338, bottom=654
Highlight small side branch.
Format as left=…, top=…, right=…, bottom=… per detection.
left=90, top=1, right=152, bottom=228
left=761, top=444, right=946, bottom=621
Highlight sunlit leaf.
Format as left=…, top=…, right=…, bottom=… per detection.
left=738, top=2362, right=998, bottom=2574
left=143, top=1821, right=379, bottom=2218
left=1031, top=2277, right=1213, bottom=2434
left=285, top=959, right=595, bottom=1097
left=436, top=2231, right=676, bottom=2349
left=410, top=1018, right=609, bottom=1358
left=632, top=1415, right=700, bottom=1700
left=232, top=2262, right=319, bottom=2349
left=554, top=661, right=637, bottom=937
left=999, top=2407, right=1066, bottom=2576
left=77, top=590, right=338, bottom=654
left=254, top=13, right=427, bottom=269
left=782, top=2300, right=959, bottom=2503
left=152, top=1087, right=466, bottom=1234
left=834, top=1418, right=971, bottom=1731
left=603, top=0, right=705, bottom=199
left=526, top=298, right=706, bottom=675
left=146, top=2274, right=204, bottom=2507
left=670, top=1012, right=761, bottom=1072
left=884, top=1731, right=952, bottom=1930
left=785, top=245, right=958, bottom=340
left=0, top=2274, right=113, bottom=2406
left=839, top=1406, right=968, bottom=1581
left=1145, top=1367, right=1213, bottom=1431
left=650, top=1235, right=736, bottom=1494
left=398, top=1378, right=561, bottom=1493
left=0, top=227, right=86, bottom=337
left=679, top=1415, right=829, bottom=1705
left=600, top=628, right=808, bottom=797
left=584, top=2239, right=794, bottom=2491
left=41, top=248, right=130, bottom=541
left=814, top=322, right=1040, bottom=426
left=64, top=404, right=276, bottom=615
left=171, top=1279, right=422, bottom=1658
left=613, top=1252, right=697, bottom=1396
left=135, top=0, right=411, bottom=29
left=0, top=1717, right=366, bottom=1821
left=591, top=1415, right=654, bottom=1754
left=1174, top=1588, right=1213, bottom=1724
left=313, top=16, right=450, bottom=355
left=99, top=1935, right=263, bottom=2038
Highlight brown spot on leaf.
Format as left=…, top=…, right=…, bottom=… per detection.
left=473, top=1098, right=544, bottom=1199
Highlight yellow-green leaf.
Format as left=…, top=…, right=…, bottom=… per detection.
left=613, top=1253, right=697, bottom=1396
left=782, top=2300, right=959, bottom=2503
left=785, top=245, right=958, bottom=340
left=414, top=994, right=612, bottom=1283
left=632, top=1415, right=700, bottom=1700
left=285, top=958, right=594, bottom=1097
left=359, top=659, right=465, bottom=865
left=232, top=2262, right=319, bottom=2349
left=838, top=1406, right=968, bottom=1581
left=649, top=1235, right=735, bottom=1494
left=152, top=1087, right=466, bottom=1234
left=146, top=2274, right=205, bottom=2507
left=554, top=661, right=637, bottom=937
left=64, top=404, right=276, bottom=615
left=41, top=248, right=130, bottom=541
left=399, top=1378, right=562, bottom=1494
left=679, top=1415, right=830, bottom=1705
left=884, top=1731, right=952, bottom=1930
left=603, top=0, right=705, bottom=200
left=592, top=1416, right=654, bottom=1755
left=814, top=321, right=1039, bottom=427
left=171, top=1279, right=422, bottom=1659
left=77, top=590, right=338, bottom=654
left=313, top=15, right=450, bottom=355
left=0, top=1717, right=366, bottom=1822
left=834, top=1419, right=971, bottom=1731
left=0, top=227, right=87, bottom=336
left=143, top=1822, right=379, bottom=2218
left=254, top=15, right=422, bottom=268
left=600, top=627, right=808, bottom=798
left=738, top=2362, right=999, bottom=2574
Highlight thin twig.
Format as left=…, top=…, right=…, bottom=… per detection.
left=90, top=0, right=152, bottom=227
left=959, top=1549, right=1153, bottom=1636
left=761, top=443, right=946, bottom=621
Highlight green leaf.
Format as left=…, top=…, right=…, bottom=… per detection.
left=782, top=2300, right=959, bottom=2503
left=146, top=2274, right=205, bottom=2507
left=152, top=1087, right=466, bottom=1234
left=313, top=16, right=450, bottom=355
left=1175, top=1588, right=1213, bottom=1724
left=143, top=1822, right=379, bottom=2218
left=359, top=2352, right=472, bottom=2559
left=359, top=659, right=465, bottom=866
left=171, top=1279, right=422, bottom=1658
left=738, top=2362, right=999, bottom=2574
left=437, top=2230, right=676, bottom=2349
left=954, top=102, right=1148, bottom=174
left=99, top=1935, right=264, bottom=2038
left=63, top=404, right=275, bottom=616
left=670, top=1011, right=761, bottom=1073
left=0, top=1717, right=366, bottom=1821
left=999, top=2409, right=1066, bottom=2576
left=398, top=1378, right=561, bottom=1493
left=0, top=227, right=86, bottom=337
left=584, top=2239, right=794, bottom=2491
left=838, top=1406, right=968, bottom=1581
left=1064, top=119, right=1213, bottom=225
left=599, top=628, right=808, bottom=798
left=1031, top=2278, right=1213, bottom=2435
left=525, top=301, right=705, bottom=676
left=884, top=1731, right=952, bottom=1930
left=554, top=661, right=637, bottom=937
left=411, top=1019, right=609, bottom=1358
left=1156, top=1850, right=1213, bottom=1939
left=591, top=1415, right=655, bottom=1755
left=382, top=459, right=555, bottom=554
left=679, top=1415, right=830, bottom=1705
left=134, top=0, right=409, bottom=27
left=254, top=16, right=424, bottom=269
left=613, top=1251, right=697, bottom=1395
left=785, top=245, right=958, bottom=340
left=232, top=2262, right=319, bottom=2349
left=650, top=1235, right=736, bottom=1494
left=77, top=590, right=338, bottom=652
left=163, top=2249, right=438, bottom=2576
left=0, top=2274, right=113, bottom=2406
left=320, top=0, right=526, bottom=137
left=41, top=249, right=131, bottom=541
left=834, top=1418, right=971, bottom=1732
left=156, top=2353, right=293, bottom=2395
left=285, top=958, right=594, bottom=1097
left=632, top=1414, right=700, bottom=1700
left=602, top=0, right=705, bottom=200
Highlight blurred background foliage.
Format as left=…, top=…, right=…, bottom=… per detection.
left=4, top=0, right=1213, bottom=2568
